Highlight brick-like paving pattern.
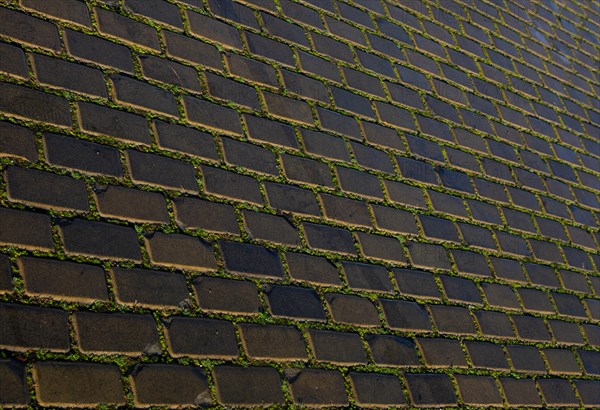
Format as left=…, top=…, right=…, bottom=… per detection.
left=0, top=0, right=598, bottom=407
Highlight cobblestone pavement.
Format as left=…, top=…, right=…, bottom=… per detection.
left=0, top=0, right=598, bottom=407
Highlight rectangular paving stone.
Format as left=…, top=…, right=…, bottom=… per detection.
left=395, top=268, right=441, bottom=299
left=33, top=54, right=107, bottom=97
left=243, top=210, right=301, bottom=246
left=65, top=29, right=134, bottom=73
left=174, top=197, right=238, bottom=234
left=0, top=122, right=38, bottom=161
left=285, top=252, right=341, bottom=286
left=78, top=102, right=151, bottom=144
left=0, top=82, right=71, bottom=126
left=286, top=369, right=349, bottom=406
left=74, top=312, right=160, bottom=355
left=380, top=299, right=431, bottom=332
left=165, top=317, right=238, bottom=358
left=303, top=222, right=356, bottom=255
left=0, top=41, right=28, bottom=79
left=96, top=8, right=160, bottom=50
left=184, top=96, right=243, bottom=135
left=418, top=337, right=468, bottom=367
left=60, top=219, right=141, bottom=261
left=0, top=208, right=54, bottom=251
left=18, top=257, right=108, bottom=303
left=0, top=303, right=69, bottom=352
left=326, top=293, right=380, bottom=326
left=351, top=372, right=406, bottom=407
left=265, top=182, right=320, bottom=216
left=94, top=185, right=170, bottom=224
left=145, top=231, right=216, bottom=271
left=5, top=166, right=89, bottom=212
left=239, top=324, right=307, bottom=360
left=0, top=359, right=28, bottom=406
left=194, top=276, right=260, bottom=314
left=214, top=366, right=284, bottom=405
left=220, top=241, right=283, bottom=278
left=405, top=373, right=457, bottom=407
left=111, top=267, right=189, bottom=309
left=34, top=362, right=125, bottom=406
left=308, top=329, right=367, bottom=364
left=429, top=305, right=476, bottom=335
left=163, top=30, right=222, bottom=70
left=0, top=7, right=61, bottom=50
left=131, top=364, right=210, bottom=407
left=279, top=153, right=335, bottom=187
left=245, top=114, right=299, bottom=148
left=265, top=284, right=326, bottom=321
left=366, top=334, right=419, bottom=366
left=201, top=165, right=263, bottom=205
left=455, top=375, right=503, bottom=406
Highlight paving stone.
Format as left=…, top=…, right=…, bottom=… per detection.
left=394, top=268, right=441, bottom=299
left=428, top=191, right=468, bottom=217
left=124, top=0, right=182, bottom=28
left=245, top=114, right=298, bottom=148
left=6, top=166, right=89, bottom=212
left=286, top=369, right=349, bottom=406
left=326, top=293, right=380, bottom=326
left=0, top=303, right=69, bottom=351
left=285, top=252, right=341, bottom=285
left=165, top=317, right=238, bottom=358
left=214, top=366, right=284, bottom=405
left=543, top=348, right=581, bottom=374
left=396, top=156, right=438, bottom=184
left=489, top=256, right=527, bottom=283
left=440, top=275, right=483, bottom=304
left=507, top=345, right=547, bottom=373
left=220, top=241, right=283, bottom=278
left=579, top=350, right=600, bottom=376
left=246, top=31, right=295, bottom=66
left=194, top=276, right=260, bottom=314
left=140, top=55, right=201, bottom=91
left=239, top=324, right=307, bottom=360
left=95, top=185, right=169, bottom=224
left=0, top=8, right=61, bottom=50
left=466, top=341, right=509, bottom=370
left=44, top=133, right=122, bottom=177
left=342, top=261, right=393, bottom=293
left=418, top=337, right=468, bottom=367
left=78, top=102, right=150, bottom=145
left=300, top=128, right=350, bottom=161
left=111, top=267, right=188, bottom=308
left=380, top=299, right=431, bottom=332
left=357, top=232, right=406, bottom=263
left=33, top=54, right=107, bottom=97
left=164, top=31, right=222, bottom=70
left=131, top=364, right=210, bottom=407
left=371, top=205, right=418, bottom=235
left=65, top=29, right=134, bottom=73
left=512, top=315, right=552, bottom=342
left=405, top=373, right=457, bottom=407
left=385, top=181, right=428, bottom=208
left=0, top=208, right=54, bottom=251
left=308, top=329, right=367, bottom=364
left=145, top=231, right=215, bottom=270
left=96, top=8, right=160, bottom=50
left=263, top=91, right=313, bottom=124
left=75, top=312, right=160, bottom=355
left=207, top=73, right=262, bottom=109
left=419, top=215, right=460, bottom=242
left=456, top=375, right=503, bottom=406
left=575, top=380, right=600, bottom=407
left=187, top=10, right=242, bottom=48
left=265, top=182, right=320, bottom=216
left=407, top=241, right=452, bottom=270
left=366, top=334, right=419, bottom=366
left=184, top=96, right=243, bottom=135
left=500, top=378, right=542, bottom=406
left=303, top=222, right=356, bottom=254
left=34, top=362, right=125, bottom=406
left=430, top=305, right=476, bottom=335
left=451, top=250, right=492, bottom=277
left=351, top=372, right=406, bottom=407
left=174, top=197, right=239, bottom=234
left=265, top=285, right=326, bottom=321
left=538, top=379, right=579, bottom=406
left=201, top=165, right=262, bottom=205
left=60, top=219, right=141, bottom=261
left=482, top=283, right=521, bottom=310
left=0, top=254, right=11, bottom=292
left=127, top=149, right=198, bottom=192
left=221, top=137, right=277, bottom=175
left=0, top=359, right=28, bottom=406
left=19, top=257, right=108, bottom=303
left=243, top=210, right=301, bottom=245
left=0, top=83, right=71, bottom=126
left=0, top=122, right=38, bottom=161
left=317, top=107, right=362, bottom=140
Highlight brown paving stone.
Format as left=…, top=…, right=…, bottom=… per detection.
left=0, top=303, right=69, bottom=352
left=405, top=373, right=457, bottom=407
left=500, top=378, right=542, bottom=407
left=440, top=275, right=483, bottom=305
left=575, top=380, right=600, bottom=407
left=303, top=222, right=356, bottom=255
left=456, top=375, right=503, bottom=406
left=214, top=366, right=284, bottom=405
left=140, top=55, right=201, bottom=92
left=201, top=165, right=263, bottom=205
left=78, top=102, right=150, bottom=145
left=308, top=329, right=367, bottom=364
left=184, top=96, right=243, bottom=136
left=342, top=261, right=393, bottom=293
left=33, top=54, right=107, bottom=97
left=482, top=283, right=521, bottom=310
left=0, top=8, right=61, bottom=50
left=6, top=166, right=89, bottom=212
left=538, top=379, right=580, bottom=406
left=111, top=267, right=189, bottom=309
left=124, top=0, right=183, bottom=28
left=0, top=83, right=72, bottom=127
left=19, top=257, right=108, bottom=303
left=507, top=345, right=547, bottom=374
left=326, top=293, right=380, bottom=326
left=164, top=31, right=222, bottom=70
left=74, top=312, right=160, bottom=356
left=417, top=337, right=468, bottom=367
left=194, top=276, right=260, bottom=314
left=34, top=362, right=125, bottom=406
left=96, top=8, right=160, bottom=50
left=430, top=305, right=477, bottom=335
left=543, top=348, right=581, bottom=374
left=356, top=232, right=407, bottom=264
left=221, top=137, right=277, bottom=175
left=265, top=284, right=326, bottom=321
left=466, top=341, right=509, bottom=370
left=245, top=114, right=298, bottom=148
left=0, top=122, right=38, bottom=161
left=366, top=334, right=419, bottom=366
left=164, top=317, right=238, bottom=358
left=174, top=197, right=239, bottom=235
left=145, top=232, right=215, bottom=270
left=351, top=372, right=406, bottom=407
left=239, top=324, right=307, bottom=360
left=381, top=299, right=431, bottom=332
left=281, top=153, right=334, bottom=187
left=286, top=368, right=349, bottom=406
left=220, top=241, right=283, bottom=278
left=265, top=182, right=320, bottom=216
left=243, top=210, right=301, bottom=246
left=0, top=359, right=28, bottom=406
left=95, top=185, right=169, bottom=224
left=285, top=252, right=341, bottom=285
left=394, top=268, right=441, bottom=299
left=0, top=254, right=11, bottom=292
left=131, top=364, right=210, bottom=407
left=65, top=29, right=134, bottom=73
